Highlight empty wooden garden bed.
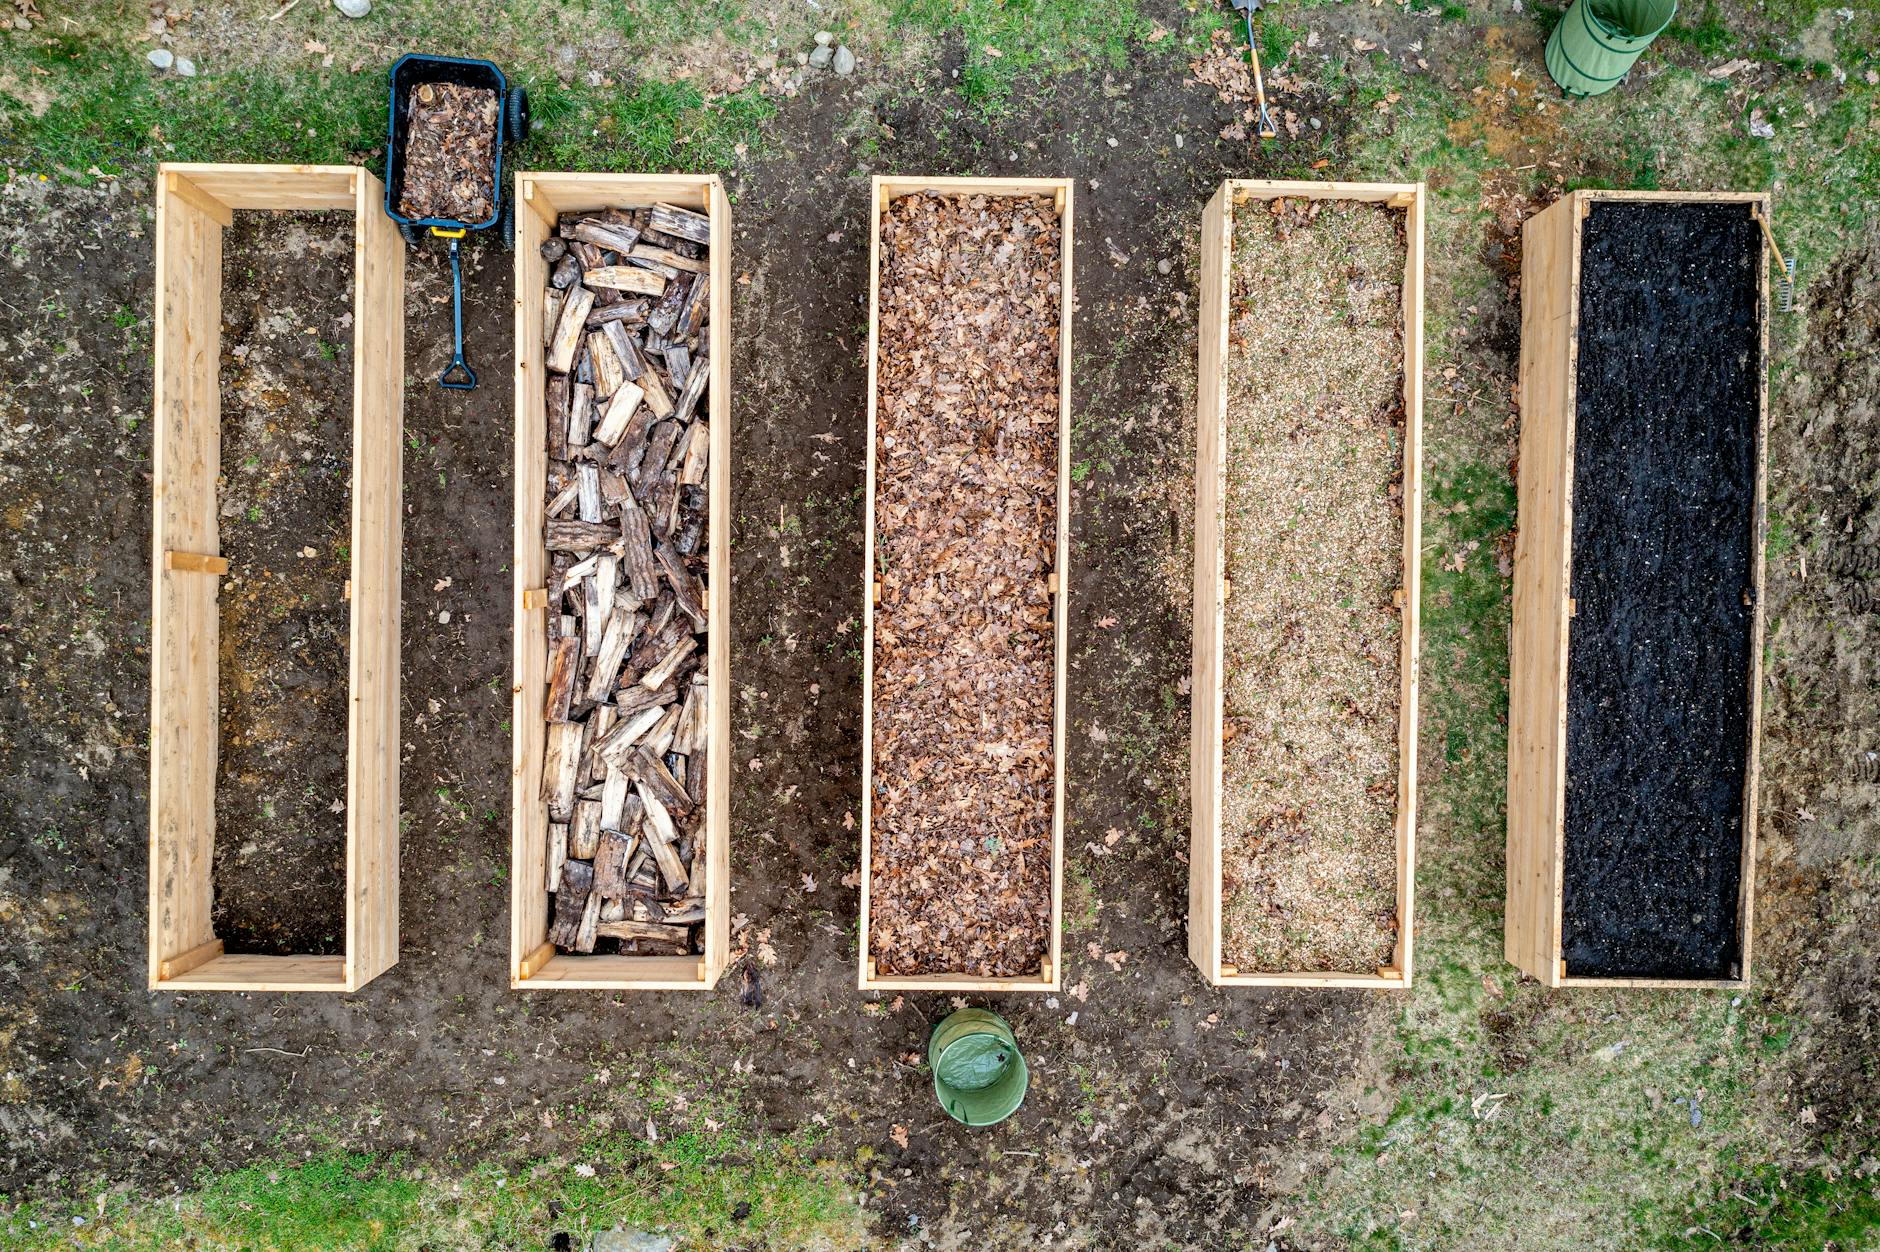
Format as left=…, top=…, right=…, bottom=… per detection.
left=859, top=176, right=1071, bottom=993
left=148, top=163, right=404, bottom=993
left=1506, top=190, right=1768, bottom=989
left=1188, top=179, right=1424, bottom=990
left=510, top=172, right=731, bottom=991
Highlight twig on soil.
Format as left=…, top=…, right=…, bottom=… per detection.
left=242, top=1046, right=312, bottom=1058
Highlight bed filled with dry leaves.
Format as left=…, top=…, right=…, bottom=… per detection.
left=867, top=190, right=1063, bottom=979
left=1219, top=195, right=1406, bottom=974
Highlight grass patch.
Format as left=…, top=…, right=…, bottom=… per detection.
left=1663, top=1160, right=1880, bottom=1249
left=887, top=0, right=1153, bottom=112
left=0, top=1074, right=861, bottom=1250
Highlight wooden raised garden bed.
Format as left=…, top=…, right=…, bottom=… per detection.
left=1506, top=190, right=1768, bottom=989
left=1187, top=179, right=1425, bottom=990
left=510, top=172, right=731, bottom=991
left=148, top=163, right=405, bottom=993
left=859, top=176, right=1072, bottom=993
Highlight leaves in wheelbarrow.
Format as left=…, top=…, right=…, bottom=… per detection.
left=868, top=190, right=1062, bottom=979
left=399, top=82, right=499, bottom=223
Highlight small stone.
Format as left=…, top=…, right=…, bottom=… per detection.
left=591, top=1231, right=677, bottom=1252
left=1157, top=258, right=1172, bottom=275
left=1309, top=117, right=1322, bottom=130
left=833, top=45, right=856, bottom=76
left=174, top=56, right=196, bottom=77
left=146, top=48, right=174, bottom=69
left=333, top=0, right=371, bottom=15
left=808, top=43, right=833, bottom=70
left=814, top=29, right=833, bottom=46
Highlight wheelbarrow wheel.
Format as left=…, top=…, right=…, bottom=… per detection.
left=505, top=86, right=530, bottom=144
left=397, top=220, right=422, bottom=249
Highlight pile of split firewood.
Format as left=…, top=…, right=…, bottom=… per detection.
left=538, top=202, right=713, bottom=957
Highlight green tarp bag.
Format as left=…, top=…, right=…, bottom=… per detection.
left=1545, top=0, right=1677, bottom=98
left=929, top=1009, right=1029, bottom=1127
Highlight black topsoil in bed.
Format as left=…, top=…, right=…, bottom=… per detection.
left=1562, top=202, right=1762, bottom=980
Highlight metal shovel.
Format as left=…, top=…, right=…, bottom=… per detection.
left=1232, top=0, right=1280, bottom=140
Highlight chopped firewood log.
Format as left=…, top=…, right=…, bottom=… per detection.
left=663, top=345, right=692, bottom=391
left=674, top=680, right=706, bottom=755
left=551, top=254, right=582, bottom=290
left=661, top=899, right=706, bottom=925
left=585, top=266, right=667, bottom=297
left=546, top=519, right=619, bottom=552
left=602, top=407, right=659, bottom=477
left=548, top=286, right=596, bottom=374
left=546, top=859, right=595, bottom=948
left=655, top=544, right=707, bottom=629
left=617, top=498, right=661, bottom=601
left=541, top=238, right=568, bottom=263
left=586, top=300, right=650, bottom=330
left=636, top=784, right=690, bottom=892
left=649, top=202, right=712, bottom=245
left=548, top=380, right=573, bottom=463
left=638, top=632, right=696, bottom=691
left=680, top=425, right=708, bottom=486
left=543, top=721, right=582, bottom=821
left=546, top=822, right=568, bottom=894
left=574, top=887, right=601, bottom=953
left=634, top=422, right=681, bottom=492
left=631, top=242, right=709, bottom=274
left=602, top=321, right=645, bottom=380
left=600, top=765, right=630, bottom=833
left=685, top=744, right=707, bottom=809
left=673, top=485, right=707, bottom=557
left=593, top=828, right=639, bottom=898
left=588, top=331, right=627, bottom=400
left=648, top=275, right=691, bottom=337
left=632, top=746, right=692, bottom=815
left=673, top=351, right=710, bottom=425
left=586, top=705, right=616, bottom=784
left=595, top=703, right=665, bottom=765
left=644, top=703, right=682, bottom=759
left=544, top=636, right=578, bottom=722
left=568, top=382, right=595, bottom=447
left=639, top=359, right=675, bottom=418
left=544, top=287, right=566, bottom=349
left=614, top=680, right=679, bottom=718
left=594, top=919, right=692, bottom=950
left=576, top=464, right=603, bottom=523
left=573, top=219, right=643, bottom=254
left=592, top=383, right=646, bottom=446
left=676, top=274, right=709, bottom=339
left=546, top=480, right=580, bottom=519
left=570, top=799, right=602, bottom=861
left=588, top=610, right=634, bottom=700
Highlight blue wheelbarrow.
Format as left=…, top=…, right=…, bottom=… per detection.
left=384, top=53, right=530, bottom=390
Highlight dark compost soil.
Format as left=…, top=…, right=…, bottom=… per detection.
left=1561, top=201, right=1762, bottom=980
left=867, top=191, right=1061, bottom=979
left=398, top=83, right=499, bottom=224
left=211, top=211, right=355, bottom=956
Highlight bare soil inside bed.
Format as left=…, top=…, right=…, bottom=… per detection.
left=1219, top=196, right=1405, bottom=974
left=211, top=211, right=354, bottom=956
left=1561, top=201, right=1761, bottom=980
left=868, top=190, right=1061, bottom=979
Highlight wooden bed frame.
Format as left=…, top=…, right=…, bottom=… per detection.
left=509, top=172, right=733, bottom=990
left=1505, top=189, right=1768, bottom=990
left=859, top=175, right=1073, bottom=994
left=1187, top=178, right=1425, bottom=990
left=148, top=163, right=404, bottom=993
